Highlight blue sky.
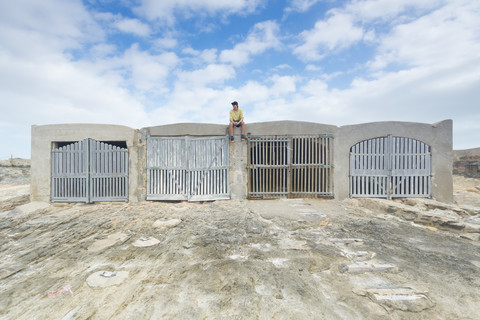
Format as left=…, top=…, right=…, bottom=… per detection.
left=1, top=0, right=479, bottom=159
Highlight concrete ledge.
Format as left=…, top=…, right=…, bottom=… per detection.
left=142, top=123, right=228, bottom=136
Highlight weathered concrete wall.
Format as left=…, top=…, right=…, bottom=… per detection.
left=31, top=120, right=453, bottom=203
left=31, top=124, right=139, bottom=202
left=245, top=120, right=337, bottom=136
left=335, top=120, right=453, bottom=202
left=229, top=126, right=248, bottom=199
left=142, top=123, right=228, bottom=137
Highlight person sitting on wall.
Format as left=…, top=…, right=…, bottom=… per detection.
left=229, top=101, right=245, bottom=142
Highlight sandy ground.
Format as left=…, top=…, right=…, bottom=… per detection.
left=0, top=174, right=479, bottom=319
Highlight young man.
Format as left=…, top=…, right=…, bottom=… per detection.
left=229, top=101, right=245, bottom=141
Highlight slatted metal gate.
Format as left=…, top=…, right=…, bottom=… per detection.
left=248, top=135, right=334, bottom=199
left=350, top=135, right=431, bottom=199
left=146, top=136, right=229, bottom=201
left=51, top=139, right=129, bottom=202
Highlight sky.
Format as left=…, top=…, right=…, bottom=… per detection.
left=1, top=0, right=479, bottom=159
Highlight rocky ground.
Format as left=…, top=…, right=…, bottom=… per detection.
left=0, top=165, right=479, bottom=319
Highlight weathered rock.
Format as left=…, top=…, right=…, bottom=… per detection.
left=86, top=271, right=129, bottom=288
left=132, top=236, right=160, bottom=247
left=153, top=218, right=182, bottom=229
left=1, top=178, right=480, bottom=319
left=339, top=262, right=398, bottom=274
left=464, top=222, right=480, bottom=233
left=7, top=201, right=50, bottom=216
left=87, top=232, right=128, bottom=252
left=278, top=237, right=309, bottom=250
left=353, top=287, right=435, bottom=312
left=460, top=233, right=480, bottom=241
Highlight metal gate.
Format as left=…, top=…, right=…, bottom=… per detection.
left=248, top=135, right=334, bottom=199
left=350, top=135, right=431, bottom=199
left=51, top=139, right=129, bottom=202
left=146, top=136, right=229, bottom=201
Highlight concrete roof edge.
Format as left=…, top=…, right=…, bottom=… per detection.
left=31, top=123, right=135, bottom=131
left=141, top=123, right=228, bottom=136
left=339, top=119, right=452, bottom=129
left=246, top=120, right=338, bottom=135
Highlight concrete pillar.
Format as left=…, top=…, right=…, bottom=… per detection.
left=229, top=126, right=248, bottom=199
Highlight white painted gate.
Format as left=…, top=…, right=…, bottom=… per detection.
left=248, top=135, right=334, bottom=199
left=51, top=139, right=129, bottom=202
left=350, top=135, right=431, bottom=199
left=146, top=136, right=230, bottom=201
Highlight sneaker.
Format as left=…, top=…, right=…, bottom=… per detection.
left=241, top=135, right=246, bottom=141
left=230, top=136, right=234, bottom=142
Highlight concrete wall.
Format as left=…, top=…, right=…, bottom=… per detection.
left=142, top=123, right=228, bottom=137
left=244, top=120, right=337, bottom=136
left=335, top=120, right=453, bottom=202
left=31, top=119, right=453, bottom=203
left=31, top=124, right=139, bottom=202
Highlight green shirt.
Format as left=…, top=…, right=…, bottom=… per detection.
left=230, top=108, right=244, bottom=122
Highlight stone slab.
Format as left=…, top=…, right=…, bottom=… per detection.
left=86, top=271, right=129, bottom=288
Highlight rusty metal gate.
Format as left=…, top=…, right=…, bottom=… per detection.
left=248, top=135, right=334, bottom=199
left=51, top=139, right=129, bottom=202
left=146, top=136, right=229, bottom=201
left=350, top=135, right=431, bottom=199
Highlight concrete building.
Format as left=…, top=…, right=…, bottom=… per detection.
left=31, top=119, right=453, bottom=203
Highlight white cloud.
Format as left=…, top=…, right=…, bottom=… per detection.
left=344, top=0, right=444, bottom=23
left=89, top=43, right=117, bottom=58
left=220, top=20, right=281, bottom=66
left=176, top=64, right=235, bottom=86
left=153, top=37, right=178, bottom=50
left=1, top=0, right=479, bottom=159
left=220, top=49, right=250, bottom=67
left=0, top=53, right=149, bottom=135
left=369, top=0, right=480, bottom=71
left=200, top=49, right=218, bottom=64
left=284, top=0, right=321, bottom=14
left=0, top=0, right=102, bottom=60
left=113, top=18, right=150, bottom=37
left=136, top=0, right=264, bottom=24
left=183, top=48, right=218, bottom=64
left=270, top=75, right=297, bottom=96
left=292, top=0, right=449, bottom=62
left=293, top=13, right=364, bottom=61
left=0, top=0, right=101, bottom=41
left=119, top=44, right=179, bottom=92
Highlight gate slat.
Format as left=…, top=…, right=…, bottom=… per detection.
left=350, top=136, right=431, bottom=199
left=248, top=135, right=333, bottom=199
left=146, top=136, right=229, bottom=201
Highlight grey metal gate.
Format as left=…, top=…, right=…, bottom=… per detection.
left=51, top=139, right=129, bottom=202
left=248, top=135, right=334, bottom=199
left=146, top=136, right=230, bottom=201
left=350, top=135, right=431, bottom=199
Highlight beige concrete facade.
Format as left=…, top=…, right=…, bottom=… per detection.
left=31, top=124, right=140, bottom=202
left=335, top=120, right=453, bottom=202
left=31, top=119, right=453, bottom=203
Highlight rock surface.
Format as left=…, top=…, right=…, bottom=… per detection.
left=0, top=174, right=479, bottom=319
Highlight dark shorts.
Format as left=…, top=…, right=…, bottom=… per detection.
left=232, top=122, right=243, bottom=127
